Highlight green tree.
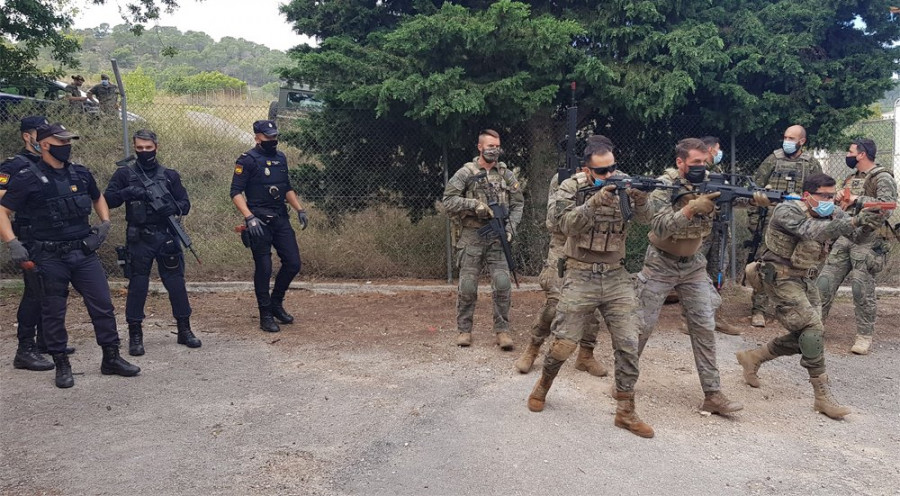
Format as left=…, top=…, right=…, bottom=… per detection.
left=122, top=66, right=156, bottom=104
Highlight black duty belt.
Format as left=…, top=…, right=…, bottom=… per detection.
left=656, top=249, right=694, bottom=264
left=35, top=239, right=83, bottom=255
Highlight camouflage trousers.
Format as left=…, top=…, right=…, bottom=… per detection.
left=455, top=241, right=511, bottom=333
left=528, top=263, right=600, bottom=348
left=816, top=236, right=889, bottom=337
left=636, top=245, right=722, bottom=393
left=547, top=263, right=640, bottom=391
left=749, top=221, right=771, bottom=315
left=760, top=268, right=825, bottom=376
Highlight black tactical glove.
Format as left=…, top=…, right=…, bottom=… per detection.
left=7, top=238, right=29, bottom=265
left=297, top=209, right=308, bottom=230
left=154, top=202, right=179, bottom=217
left=245, top=215, right=265, bottom=238
left=119, top=186, right=148, bottom=202
left=94, top=220, right=112, bottom=245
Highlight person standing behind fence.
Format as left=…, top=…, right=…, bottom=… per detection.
left=64, top=75, right=88, bottom=112
left=0, top=116, right=58, bottom=372
left=0, top=123, right=140, bottom=388
left=748, top=125, right=822, bottom=328
left=737, top=173, right=883, bottom=419
left=514, top=135, right=611, bottom=376
left=442, top=129, right=524, bottom=350
left=230, top=120, right=308, bottom=333
left=104, top=129, right=201, bottom=356
left=86, top=74, right=119, bottom=115
left=635, top=138, right=744, bottom=416
left=816, top=138, right=897, bottom=355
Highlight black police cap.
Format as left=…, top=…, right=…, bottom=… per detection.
left=252, top=120, right=279, bottom=136
left=20, top=116, right=49, bottom=132
left=36, top=123, right=80, bottom=142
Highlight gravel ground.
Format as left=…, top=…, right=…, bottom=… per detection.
left=1, top=285, right=898, bottom=496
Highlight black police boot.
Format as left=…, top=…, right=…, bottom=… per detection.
left=52, top=353, right=74, bottom=388
left=100, top=345, right=141, bottom=377
left=176, top=317, right=202, bottom=348
left=13, top=341, right=55, bottom=371
left=259, top=307, right=281, bottom=333
left=128, top=323, right=145, bottom=357
left=270, top=297, right=295, bottom=325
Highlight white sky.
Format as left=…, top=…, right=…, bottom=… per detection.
left=71, top=0, right=315, bottom=51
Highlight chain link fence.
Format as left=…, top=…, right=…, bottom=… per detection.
left=1, top=99, right=897, bottom=285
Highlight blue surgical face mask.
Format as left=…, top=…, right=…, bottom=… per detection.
left=593, top=178, right=605, bottom=187
left=782, top=140, right=798, bottom=155
left=714, top=150, right=723, bottom=165
left=31, top=139, right=41, bottom=153
left=102, top=80, right=109, bottom=87
left=812, top=200, right=835, bottom=217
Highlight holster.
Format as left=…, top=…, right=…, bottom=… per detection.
left=81, top=232, right=102, bottom=254
left=116, top=245, right=132, bottom=278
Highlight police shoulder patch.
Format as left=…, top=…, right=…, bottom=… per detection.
left=0, top=173, right=9, bottom=185
left=234, top=164, right=243, bottom=175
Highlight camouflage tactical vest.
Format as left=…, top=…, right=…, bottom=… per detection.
left=458, top=161, right=515, bottom=227
left=765, top=200, right=827, bottom=269
left=664, top=169, right=713, bottom=240
left=848, top=166, right=900, bottom=239
left=564, top=172, right=627, bottom=256
left=765, top=149, right=815, bottom=194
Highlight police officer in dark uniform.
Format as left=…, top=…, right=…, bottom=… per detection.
left=0, top=123, right=140, bottom=388
left=0, top=116, right=56, bottom=371
left=230, top=120, right=308, bottom=332
left=104, top=129, right=201, bottom=356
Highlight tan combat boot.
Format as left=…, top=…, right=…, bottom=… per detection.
left=751, top=312, right=766, bottom=328
left=614, top=391, right=655, bottom=438
left=850, top=335, right=872, bottom=355
left=514, top=342, right=541, bottom=374
left=527, top=370, right=557, bottom=412
left=700, top=391, right=744, bottom=414
left=573, top=346, right=608, bottom=377
left=810, top=374, right=851, bottom=419
left=735, top=346, right=777, bottom=388
left=496, top=332, right=514, bottom=351
left=456, top=332, right=472, bottom=347
left=715, top=316, right=742, bottom=336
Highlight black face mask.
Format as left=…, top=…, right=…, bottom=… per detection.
left=259, top=140, right=278, bottom=155
left=845, top=156, right=858, bottom=169
left=48, top=144, right=72, bottom=164
left=685, top=165, right=706, bottom=184
left=136, top=150, right=158, bottom=168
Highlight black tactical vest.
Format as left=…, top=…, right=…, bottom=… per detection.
left=124, top=165, right=170, bottom=226
left=28, top=164, right=93, bottom=241
left=243, top=148, right=290, bottom=215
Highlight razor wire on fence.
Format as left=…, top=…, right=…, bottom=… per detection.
left=0, top=99, right=898, bottom=286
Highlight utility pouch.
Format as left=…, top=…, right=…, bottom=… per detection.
left=557, top=257, right=567, bottom=279
left=81, top=233, right=102, bottom=254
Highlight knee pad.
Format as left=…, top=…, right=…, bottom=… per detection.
left=548, top=338, right=577, bottom=361
left=798, top=329, right=824, bottom=359
left=815, top=274, right=833, bottom=295
left=459, top=275, right=478, bottom=299
left=492, top=270, right=511, bottom=292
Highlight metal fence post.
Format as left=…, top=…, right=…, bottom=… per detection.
left=730, top=130, right=737, bottom=281
left=894, top=98, right=900, bottom=173
left=110, top=59, right=130, bottom=158
left=443, top=144, right=453, bottom=284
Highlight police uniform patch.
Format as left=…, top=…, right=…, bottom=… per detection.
left=0, top=173, right=8, bottom=185
left=234, top=165, right=243, bottom=175
left=71, top=185, right=78, bottom=192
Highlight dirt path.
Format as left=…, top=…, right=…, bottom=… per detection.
left=1, top=287, right=898, bottom=495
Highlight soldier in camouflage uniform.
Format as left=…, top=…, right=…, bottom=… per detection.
left=737, top=173, right=883, bottom=419
left=442, top=129, right=524, bottom=350
left=87, top=75, right=120, bottom=115
left=514, top=136, right=614, bottom=377
left=748, top=125, right=823, bottom=327
left=636, top=138, right=744, bottom=415
left=816, top=139, right=898, bottom=355
left=527, top=140, right=655, bottom=438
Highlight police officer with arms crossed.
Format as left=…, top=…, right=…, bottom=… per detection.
left=231, top=120, right=308, bottom=333
left=0, top=116, right=66, bottom=372
left=104, top=129, right=201, bottom=355
left=0, top=123, right=139, bottom=388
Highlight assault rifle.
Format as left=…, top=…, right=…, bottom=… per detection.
left=691, top=173, right=800, bottom=289
left=473, top=172, right=520, bottom=288
left=116, top=156, right=202, bottom=264
left=557, top=82, right=579, bottom=183
left=574, top=175, right=680, bottom=221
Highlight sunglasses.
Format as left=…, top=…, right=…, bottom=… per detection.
left=588, top=163, right=617, bottom=176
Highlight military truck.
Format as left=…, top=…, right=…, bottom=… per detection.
left=268, top=84, right=322, bottom=121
